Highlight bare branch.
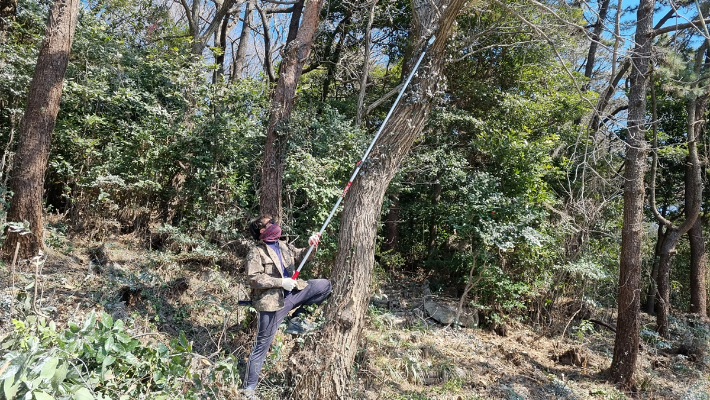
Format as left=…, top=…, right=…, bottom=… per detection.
left=255, top=3, right=276, bottom=81
left=653, top=17, right=710, bottom=37
left=364, top=83, right=403, bottom=115
left=262, top=0, right=300, bottom=4
left=263, top=5, right=295, bottom=13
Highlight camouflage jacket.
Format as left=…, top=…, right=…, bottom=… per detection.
left=246, top=240, right=309, bottom=312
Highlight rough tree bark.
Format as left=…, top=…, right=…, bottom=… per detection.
left=2, top=0, right=79, bottom=260
left=688, top=218, right=707, bottom=316
left=609, top=0, right=654, bottom=388
left=287, top=0, right=468, bottom=398
left=356, top=0, right=377, bottom=126
left=259, top=0, right=323, bottom=219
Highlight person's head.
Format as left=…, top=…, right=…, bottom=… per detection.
left=249, top=215, right=276, bottom=241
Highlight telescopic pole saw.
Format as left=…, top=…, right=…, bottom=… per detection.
left=292, top=35, right=436, bottom=280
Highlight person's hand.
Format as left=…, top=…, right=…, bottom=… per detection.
left=281, top=278, right=297, bottom=291
left=308, top=232, right=321, bottom=247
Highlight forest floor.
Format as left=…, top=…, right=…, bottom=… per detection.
left=1, top=228, right=709, bottom=400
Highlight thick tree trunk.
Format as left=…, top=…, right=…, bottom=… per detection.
left=610, top=0, right=654, bottom=388
left=2, top=0, right=79, bottom=260
left=288, top=0, right=467, bottom=398
left=689, top=218, right=707, bottom=316
left=259, top=0, right=323, bottom=219
left=230, top=0, right=254, bottom=81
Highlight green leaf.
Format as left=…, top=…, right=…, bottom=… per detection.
left=33, top=391, right=54, bottom=400
left=51, top=362, right=68, bottom=389
left=100, top=313, right=113, bottom=329
left=39, top=356, right=59, bottom=380
left=72, top=387, right=94, bottom=400
left=104, top=335, right=115, bottom=353
left=3, top=377, right=19, bottom=400
left=81, top=312, right=96, bottom=334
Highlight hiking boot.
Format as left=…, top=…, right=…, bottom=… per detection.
left=284, top=317, right=316, bottom=335
left=243, top=388, right=260, bottom=400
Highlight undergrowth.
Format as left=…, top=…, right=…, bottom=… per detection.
left=0, top=312, right=241, bottom=400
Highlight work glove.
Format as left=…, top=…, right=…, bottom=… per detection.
left=308, top=232, right=321, bottom=247
left=281, top=278, right=297, bottom=291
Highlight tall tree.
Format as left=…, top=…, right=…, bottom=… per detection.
left=259, top=0, right=324, bottom=219
left=288, top=0, right=468, bottom=397
left=609, top=0, right=654, bottom=387
left=647, top=44, right=706, bottom=337
left=2, top=0, right=80, bottom=260
left=685, top=47, right=709, bottom=318
left=230, top=0, right=254, bottom=80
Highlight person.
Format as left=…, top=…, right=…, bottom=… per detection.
left=242, top=215, right=332, bottom=400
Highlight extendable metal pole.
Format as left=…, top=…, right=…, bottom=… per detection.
left=292, top=35, right=436, bottom=279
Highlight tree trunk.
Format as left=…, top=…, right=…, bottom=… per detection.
left=643, top=223, right=665, bottom=315
left=230, top=0, right=254, bottom=81
left=583, top=0, right=610, bottom=80
left=288, top=0, right=467, bottom=398
left=284, top=0, right=305, bottom=46
left=0, top=0, right=16, bottom=33
left=321, top=14, right=350, bottom=101
left=382, top=195, right=399, bottom=252
left=687, top=59, right=709, bottom=316
left=689, top=217, right=707, bottom=316
left=655, top=229, right=683, bottom=338
left=259, top=0, right=323, bottom=219
left=2, top=0, right=79, bottom=260
left=427, top=173, right=443, bottom=259
left=212, top=13, right=230, bottom=84
left=356, top=0, right=377, bottom=126
left=610, top=0, right=654, bottom=388
left=180, top=0, right=236, bottom=57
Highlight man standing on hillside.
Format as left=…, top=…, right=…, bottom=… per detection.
left=242, top=215, right=331, bottom=400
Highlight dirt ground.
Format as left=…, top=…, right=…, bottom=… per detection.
left=1, top=232, right=709, bottom=400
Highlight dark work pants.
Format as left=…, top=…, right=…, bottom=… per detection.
left=244, top=278, right=332, bottom=390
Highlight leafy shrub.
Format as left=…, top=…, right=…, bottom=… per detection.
left=0, top=312, right=240, bottom=400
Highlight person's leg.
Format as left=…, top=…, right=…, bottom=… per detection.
left=244, top=305, right=293, bottom=390
left=288, top=279, right=332, bottom=319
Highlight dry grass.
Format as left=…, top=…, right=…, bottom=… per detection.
left=1, top=229, right=709, bottom=400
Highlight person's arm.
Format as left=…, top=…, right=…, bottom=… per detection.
left=290, top=233, right=321, bottom=265
left=246, top=246, right=282, bottom=289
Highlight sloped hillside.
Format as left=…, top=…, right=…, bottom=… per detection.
left=1, top=230, right=708, bottom=400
